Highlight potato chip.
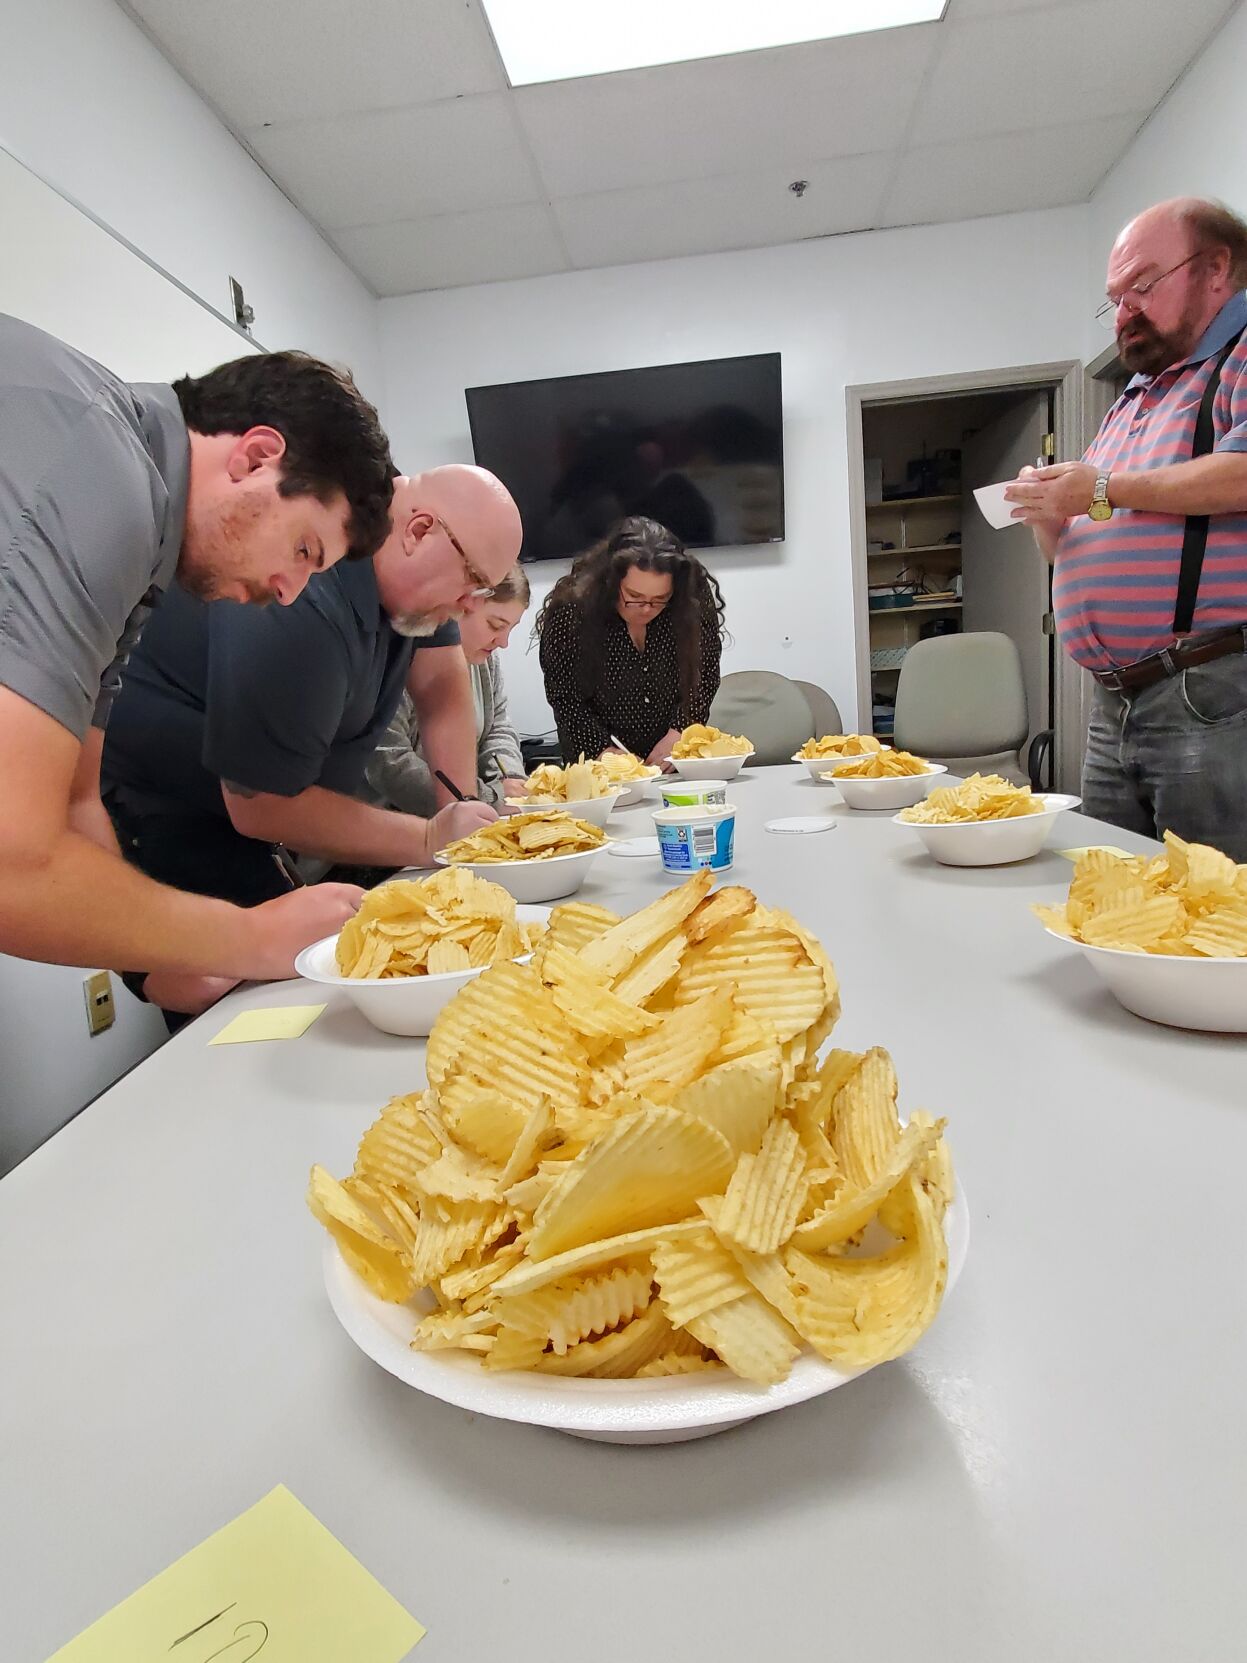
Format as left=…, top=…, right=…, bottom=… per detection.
left=835, top=748, right=931, bottom=778
left=683, top=1290, right=802, bottom=1385
left=900, top=773, right=1042, bottom=824
left=335, top=869, right=535, bottom=979
left=796, top=732, right=883, bottom=759
left=596, top=749, right=662, bottom=786
left=670, top=722, right=753, bottom=759
left=440, top=810, right=605, bottom=864
left=711, top=1115, right=808, bottom=1254
left=310, top=874, right=957, bottom=1385
left=510, top=754, right=618, bottom=805
left=1033, top=834, right=1247, bottom=957
left=493, top=1265, right=652, bottom=1354
left=527, top=1103, right=734, bottom=1260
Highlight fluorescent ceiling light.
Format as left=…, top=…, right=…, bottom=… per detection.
left=482, top=0, right=947, bottom=87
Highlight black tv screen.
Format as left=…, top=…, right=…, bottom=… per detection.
left=465, top=352, right=784, bottom=563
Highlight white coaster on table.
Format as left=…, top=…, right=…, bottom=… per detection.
left=764, top=815, right=838, bottom=835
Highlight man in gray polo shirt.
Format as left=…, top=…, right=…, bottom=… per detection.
left=0, top=312, right=393, bottom=983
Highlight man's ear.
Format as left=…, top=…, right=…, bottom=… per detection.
left=401, top=509, right=436, bottom=556
left=225, top=426, right=286, bottom=483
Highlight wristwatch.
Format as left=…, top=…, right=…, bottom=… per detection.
left=1088, top=471, right=1113, bottom=521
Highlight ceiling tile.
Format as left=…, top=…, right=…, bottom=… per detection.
left=514, top=25, right=939, bottom=197
left=248, top=94, right=539, bottom=230
left=554, top=151, right=894, bottom=269
left=909, top=0, right=1237, bottom=145
left=880, top=112, right=1144, bottom=226
left=334, top=204, right=569, bottom=295
left=123, top=0, right=505, bottom=127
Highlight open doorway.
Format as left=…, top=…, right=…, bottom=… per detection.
left=846, top=361, right=1087, bottom=792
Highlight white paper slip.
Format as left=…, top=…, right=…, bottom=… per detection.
left=973, top=480, right=1023, bottom=531
left=606, top=836, right=661, bottom=858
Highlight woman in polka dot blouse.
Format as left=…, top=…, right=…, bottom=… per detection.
left=535, top=516, right=726, bottom=766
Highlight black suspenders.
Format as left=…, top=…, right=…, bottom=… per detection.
left=1172, top=327, right=1245, bottom=635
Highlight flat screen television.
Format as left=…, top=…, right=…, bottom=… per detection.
left=465, top=352, right=784, bottom=563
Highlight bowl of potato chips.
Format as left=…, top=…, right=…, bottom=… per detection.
left=506, top=758, right=628, bottom=827
left=894, top=775, right=1080, bottom=866
left=309, top=874, right=967, bottom=1442
left=436, top=810, right=607, bottom=902
left=295, top=871, right=549, bottom=1037
left=833, top=753, right=946, bottom=812
left=668, top=725, right=754, bottom=781
left=793, top=734, right=889, bottom=779
left=1034, top=834, right=1247, bottom=1030
left=595, top=750, right=663, bottom=805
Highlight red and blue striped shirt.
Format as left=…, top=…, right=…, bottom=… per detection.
left=1053, top=292, right=1247, bottom=671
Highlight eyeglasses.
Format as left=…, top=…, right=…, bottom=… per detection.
left=1095, top=250, right=1206, bottom=328
left=434, top=515, right=495, bottom=598
left=619, top=594, right=671, bottom=612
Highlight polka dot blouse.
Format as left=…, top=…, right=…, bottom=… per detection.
left=539, top=597, right=723, bottom=762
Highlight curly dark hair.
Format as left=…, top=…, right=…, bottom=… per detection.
left=535, top=517, right=726, bottom=712
left=173, top=352, right=393, bottom=560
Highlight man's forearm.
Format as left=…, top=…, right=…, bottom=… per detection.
left=1109, top=453, right=1247, bottom=516
left=225, top=783, right=430, bottom=867
left=0, top=830, right=253, bottom=974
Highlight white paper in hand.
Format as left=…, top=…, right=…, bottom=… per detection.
left=973, top=480, right=1023, bottom=531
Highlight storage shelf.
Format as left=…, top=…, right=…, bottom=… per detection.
left=866, top=493, right=960, bottom=511
left=870, top=599, right=963, bottom=616
left=868, top=543, right=962, bottom=560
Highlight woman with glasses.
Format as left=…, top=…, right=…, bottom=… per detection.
left=367, top=566, right=532, bottom=813
left=535, top=516, right=726, bottom=767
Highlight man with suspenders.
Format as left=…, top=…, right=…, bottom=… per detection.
left=1009, top=197, right=1247, bottom=860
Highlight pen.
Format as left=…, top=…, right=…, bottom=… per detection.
left=434, top=768, right=478, bottom=803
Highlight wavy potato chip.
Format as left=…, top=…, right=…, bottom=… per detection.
left=671, top=722, right=753, bottom=759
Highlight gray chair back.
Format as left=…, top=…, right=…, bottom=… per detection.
left=893, top=633, right=1028, bottom=768
left=793, top=679, right=843, bottom=738
left=709, top=670, right=815, bottom=765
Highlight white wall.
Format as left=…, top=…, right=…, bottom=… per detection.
left=0, top=0, right=381, bottom=389
left=378, top=206, right=1091, bottom=734
left=1086, top=0, right=1247, bottom=350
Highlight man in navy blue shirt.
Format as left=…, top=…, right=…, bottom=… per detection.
left=103, top=465, right=522, bottom=1013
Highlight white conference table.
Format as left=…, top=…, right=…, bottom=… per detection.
left=3, top=767, right=1243, bottom=1662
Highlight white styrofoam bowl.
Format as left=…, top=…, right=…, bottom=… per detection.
left=792, top=746, right=892, bottom=780
left=294, top=904, right=549, bottom=1037
left=503, top=788, right=626, bottom=828
left=322, top=1178, right=968, bottom=1444
left=613, top=775, right=661, bottom=806
left=666, top=751, right=754, bottom=780
left=1044, top=928, right=1247, bottom=1032
left=893, top=794, right=1081, bottom=866
left=834, top=764, right=947, bottom=812
left=434, top=845, right=602, bottom=902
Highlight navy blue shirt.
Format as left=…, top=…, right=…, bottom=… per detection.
left=101, top=558, right=459, bottom=820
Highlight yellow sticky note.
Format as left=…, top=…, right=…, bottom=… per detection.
left=49, top=1484, right=425, bottom=1661
left=209, top=1005, right=326, bottom=1045
left=1057, top=845, right=1134, bottom=861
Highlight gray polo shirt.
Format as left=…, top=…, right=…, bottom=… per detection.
left=0, top=314, right=190, bottom=740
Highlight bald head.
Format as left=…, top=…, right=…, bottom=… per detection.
left=1105, top=196, right=1246, bottom=375
left=374, top=463, right=523, bottom=633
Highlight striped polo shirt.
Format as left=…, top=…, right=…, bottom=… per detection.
left=1053, top=291, right=1247, bottom=671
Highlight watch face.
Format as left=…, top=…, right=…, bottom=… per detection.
left=1088, top=500, right=1113, bottom=521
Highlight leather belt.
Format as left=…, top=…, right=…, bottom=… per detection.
left=1092, top=623, right=1247, bottom=693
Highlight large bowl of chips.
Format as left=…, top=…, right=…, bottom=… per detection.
left=894, top=775, right=1081, bottom=866
left=668, top=752, right=754, bottom=781
left=668, top=724, right=754, bottom=780
left=295, top=872, right=549, bottom=1037
left=309, top=874, right=967, bottom=1442
left=507, top=789, right=626, bottom=829
left=507, top=758, right=628, bottom=825
left=1034, top=834, right=1247, bottom=1031
left=835, top=757, right=947, bottom=812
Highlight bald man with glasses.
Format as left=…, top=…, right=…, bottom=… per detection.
left=101, top=464, right=522, bottom=1016
left=1008, top=196, right=1247, bottom=860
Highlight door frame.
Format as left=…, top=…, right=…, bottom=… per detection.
left=845, top=360, right=1088, bottom=791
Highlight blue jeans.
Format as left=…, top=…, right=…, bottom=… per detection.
left=1081, top=650, right=1247, bottom=861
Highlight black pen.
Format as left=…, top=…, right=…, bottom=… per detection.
left=434, top=768, right=479, bottom=803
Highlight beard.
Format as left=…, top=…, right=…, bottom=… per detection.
left=1117, top=297, right=1206, bottom=376
left=179, top=483, right=279, bottom=604
left=389, top=612, right=442, bottom=638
